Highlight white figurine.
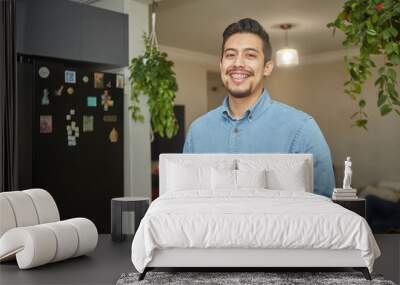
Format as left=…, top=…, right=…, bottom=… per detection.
left=343, top=156, right=352, bottom=189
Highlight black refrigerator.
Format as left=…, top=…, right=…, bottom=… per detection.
left=17, top=57, right=124, bottom=233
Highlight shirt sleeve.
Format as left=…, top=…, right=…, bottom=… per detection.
left=182, top=127, right=193, bottom=153
left=291, top=117, right=335, bottom=197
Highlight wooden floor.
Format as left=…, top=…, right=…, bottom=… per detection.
left=0, top=234, right=399, bottom=285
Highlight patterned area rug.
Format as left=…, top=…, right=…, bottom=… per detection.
left=116, top=271, right=396, bottom=285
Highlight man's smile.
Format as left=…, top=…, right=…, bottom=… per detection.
left=227, top=70, right=252, bottom=85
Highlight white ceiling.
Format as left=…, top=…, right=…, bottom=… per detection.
left=156, top=0, right=346, bottom=57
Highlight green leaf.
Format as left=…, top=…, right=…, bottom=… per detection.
left=389, top=54, right=400, bottom=65
left=350, top=111, right=359, bottom=119
left=367, top=29, right=377, bottom=36
left=388, top=26, right=398, bottom=37
left=380, top=104, right=393, bottom=116
left=378, top=91, right=388, bottom=106
left=355, top=119, right=368, bottom=128
left=388, top=68, right=397, bottom=80
left=358, top=99, right=366, bottom=108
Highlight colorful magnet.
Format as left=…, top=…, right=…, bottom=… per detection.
left=40, top=115, right=52, bottom=134
left=116, top=74, right=124, bottom=88
left=106, top=81, right=112, bottom=88
left=65, top=110, right=79, bottom=147
left=103, top=115, right=117, bottom=123
left=67, top=87, right=74, bottom=95
left=41, top=89, right=50, bottom=105
left=54, top=85, right=64, bottom=96
left=83, top=116, right=94, bottom=132
left=82, top=75, right=89, bottom=83
left=38, top=66, right=50, bottom=79
left=94, top=72, right=104, bottom=89
left=101, top=90, right=114, bottom=111
left=65, top=70, right=76, bottom=83
left=87, top=96, right=97, bottom=107
left=109, top=128, right=118, bottom=143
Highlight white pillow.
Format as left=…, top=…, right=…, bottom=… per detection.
left=237, top=169, right=267, bottom=189
left=211, top=168, right=236, bottom=190
left=238, top=159, right=308, bottom=191
left=167, top=162, right=211, bottom=191
left=266, top=161, right=307, bottom=191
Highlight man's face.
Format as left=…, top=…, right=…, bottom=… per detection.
left=220, top=33, right=273, bottom=98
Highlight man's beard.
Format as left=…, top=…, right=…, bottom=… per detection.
left=224, top=83, right=252, bottom=98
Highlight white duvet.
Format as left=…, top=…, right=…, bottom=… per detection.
left=131, top=190, right=380, bottom=273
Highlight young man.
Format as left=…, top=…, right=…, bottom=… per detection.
left=183, top=18, right=334, bottom=197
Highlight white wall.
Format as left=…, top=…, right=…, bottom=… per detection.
left=172, top=61, right=208, bottom=133
left=207, top=71, right=226, bottom=111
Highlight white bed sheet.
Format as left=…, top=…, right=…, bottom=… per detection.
left=131, top=190, right=380, bottom=273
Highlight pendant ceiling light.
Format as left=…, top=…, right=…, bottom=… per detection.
left=276, top=24, right=299, bottom=67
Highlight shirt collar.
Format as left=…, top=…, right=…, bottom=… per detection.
left=221, top=89, right=272, bottom=121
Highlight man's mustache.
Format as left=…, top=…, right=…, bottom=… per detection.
left=225, top=68, right=254, bottom=76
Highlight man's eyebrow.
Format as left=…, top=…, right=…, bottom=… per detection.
left=223, top=48, right=259, bottom=53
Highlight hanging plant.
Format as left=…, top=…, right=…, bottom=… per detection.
left=128, top=31, right=178, bottom=138
left=327, top=0, right=400, bottom=129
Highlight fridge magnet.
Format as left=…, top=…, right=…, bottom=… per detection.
left=106, top=81, right=112, bottom=88
left=40, top=115, right=52, bottom=134
left=83, top=116, right=94, bottom=132
left=109, top=128, right=118, bottom=143
left=82, top=75, right=89, bottom=83
left=116, top=74, right=124, bottom=88
left=38, top=66, right=50, bottom=79
left=94, top=72, right=104, bottom=88
left=103, top=115, right=117, bottom=123
left=87, top=96, right=97, bottom=107
left=41, top=89, right=50, bottom=106
left=101, top=90, right=114, bottom=111
left=67, top=87, right=74, bottom=95
left=65, top=111, right=79, bottom=147
left=65, top=70, right=76, bottom=83
left=54, top=85, right=64, bottom=96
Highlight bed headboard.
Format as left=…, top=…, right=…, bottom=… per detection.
left=159, top=153, right=313, bottom=196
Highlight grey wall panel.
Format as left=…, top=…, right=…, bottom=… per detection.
left=17, top=0, right=82, bottom=60
left=81, top=5, right=128, bottom=66
left=16, top=0, right=128, bottom=67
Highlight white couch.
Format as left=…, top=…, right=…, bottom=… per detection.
left=0, top=188, right=98, bottom=269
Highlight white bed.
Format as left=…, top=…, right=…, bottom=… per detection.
left=131, top=154, right=380, bottom=280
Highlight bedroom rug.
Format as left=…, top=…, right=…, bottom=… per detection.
left=116, top=271, right=396, bottom=285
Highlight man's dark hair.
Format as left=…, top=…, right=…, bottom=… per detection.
left=221, top=18, right=272, bottom=64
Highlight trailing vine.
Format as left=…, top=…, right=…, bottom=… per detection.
left=328, top=0, right=400, bottom=129
left=128, top=33, right=179, bottom=138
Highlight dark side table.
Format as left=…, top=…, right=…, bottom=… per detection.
left=111, top=197, right=150, bottom=242
left=332, top=198, right=366, bottom=218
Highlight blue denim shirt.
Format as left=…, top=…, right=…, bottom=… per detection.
left=183, top=89, right=335, bottom=197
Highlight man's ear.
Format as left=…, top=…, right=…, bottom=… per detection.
left=263, top=60, right=274, bottom=76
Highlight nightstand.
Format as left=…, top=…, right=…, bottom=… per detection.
left=111, top=197, right=150, bottom=242
left=332, top=198, right=366, bottom=218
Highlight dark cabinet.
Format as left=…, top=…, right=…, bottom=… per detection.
left=16, top=0, right=128, bottom=67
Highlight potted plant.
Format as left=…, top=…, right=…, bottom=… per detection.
left=128, top=33, right=179, bottom=138
left=328, top=0, right=400, bottom=129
